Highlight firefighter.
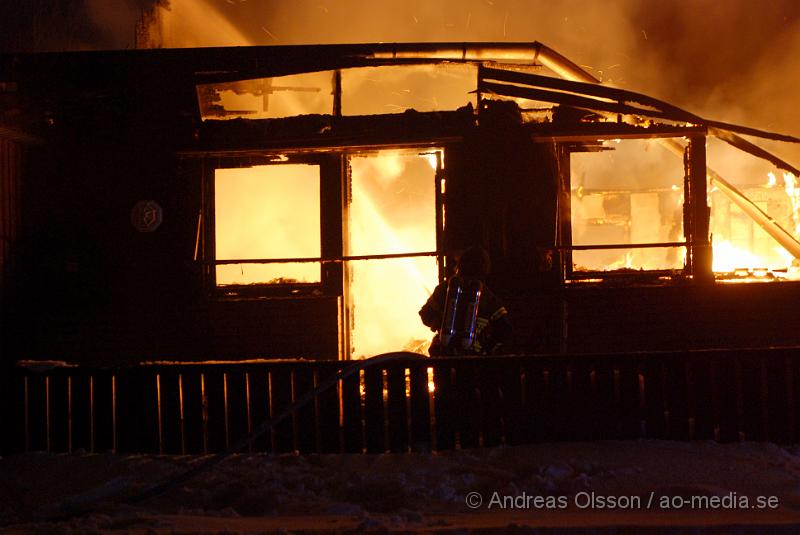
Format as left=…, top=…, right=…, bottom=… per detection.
left=419, top=246, right=511, bottom=356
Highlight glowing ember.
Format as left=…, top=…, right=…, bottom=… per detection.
left=710, top=171, right=800, bottom=277
left=712, top=240, right=774, bottom=273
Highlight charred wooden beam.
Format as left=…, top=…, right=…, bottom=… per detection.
left=212, top=250, right=438, bottom=265
left=480, top=81, right=682, bottom=122
left=527, top=123, right=707, bottom=143
left=480, top=66, right=800, bottom=146
left=686, top=137, right=713, bottom=282
left=529, top=46, right=800, bottom=267
left=662, top=138, right=800, bottom=260
left=367, top=41, right=595, bottom=84
left=481, top=66, right=698, bottom=123
left=553, top=241, right=688, bottom=251
left=710, top=127, right=800, bottom=176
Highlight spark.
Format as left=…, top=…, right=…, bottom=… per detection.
left=261, top=27, right=277, bottom=41
left=642, top=29, right=648, bottom=40
left=466, top=12, right=471, bottom=29
left=503, top=11, right=508, bottom=36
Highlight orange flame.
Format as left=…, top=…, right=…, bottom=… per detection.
left=348, top=152, right=438, bottom=358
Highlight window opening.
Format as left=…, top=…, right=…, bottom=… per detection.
left=214, top=164, right=321, bottom=286
left=197, top=71, right=335, bottom=120
left=569, top=139, right=685, bottom=274
left=341, top=64, right=476, bottom=115
left=345, top=150, right=441, bottom=358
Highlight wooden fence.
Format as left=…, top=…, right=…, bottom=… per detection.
left=4, top=347, right=800, bottom=456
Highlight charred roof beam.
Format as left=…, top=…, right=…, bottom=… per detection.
left=480, top=66, right=800, bottom=142
left=478, top=65, right=800, bottom=178
left=479, top=80, right=685, bottom=122
left=480, top=66, right=697, bottom=123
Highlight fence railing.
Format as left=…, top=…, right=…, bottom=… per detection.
left=5, top=347, right=800, bottom=456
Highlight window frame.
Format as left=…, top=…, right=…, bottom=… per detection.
left=553, top=133, right=704, bottom=283
left=201, top=154, right=326, bottom=298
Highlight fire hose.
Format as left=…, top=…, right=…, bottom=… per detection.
left=127, top=351, right=428, bottom=504
left=21, top=352, right=428, bottom=523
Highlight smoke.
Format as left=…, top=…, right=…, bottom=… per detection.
left=3, top=0, right=798, bottom=350
left=0, top=0, right=168, bottom=52
left=151, top=0, right=800, bottom=159
left=624, top=1, right=800, bottom=168
left=154, top=1, right=800, bottom=278
left=156, top=0, right=251, bottom=48
left=4, top=0, right=798, bottom=154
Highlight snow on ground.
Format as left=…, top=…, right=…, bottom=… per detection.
left=2, top=440, right=800, bottom=533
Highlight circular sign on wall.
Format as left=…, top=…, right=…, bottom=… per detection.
left=131, top=200, right=163, bottom=232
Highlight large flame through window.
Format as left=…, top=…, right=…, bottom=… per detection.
left=570, top=140, right=685, bottom=273
left=212, top=155, right=440, bottom=358
left=570, top=139, right=800, bottom=279
left=710, top=171, right=799, bottom=276
left=346, top=151, right=439, bottom=358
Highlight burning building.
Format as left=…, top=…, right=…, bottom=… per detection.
left=2, top=41, right=800, bottom=366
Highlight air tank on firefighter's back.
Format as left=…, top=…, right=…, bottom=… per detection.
left=439, top=276, right=484, bottom=354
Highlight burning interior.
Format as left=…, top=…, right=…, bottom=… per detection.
left=2, top=42, right=800, bottom=363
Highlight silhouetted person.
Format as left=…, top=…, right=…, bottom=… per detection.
left=419, top=246, right=511, bottom=356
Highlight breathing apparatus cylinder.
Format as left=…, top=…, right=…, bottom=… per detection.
left=439, top=276, right=484, bottom=353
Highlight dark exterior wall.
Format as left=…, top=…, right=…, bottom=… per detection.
left=28, top=297, right=339, bottom=363
left=442, top=103, right=564, bottom=353
left=443, top=103, right=560, bottom=291
left=503, top=281, right=800, bottom=355
left=1, top=137, right=22, bottom=369
left=16, top=140, right=337, bottom=363
left=563, top=282, right=800, bottom=353
left=6, top=48, right=800, bottom=365
left=441, top=106, right=800, bottom=355
left=9, top=58, right=340, bottom=364
left=15, top=133, right=340, bottom=363
left=0, top=139, right=21, bottom=287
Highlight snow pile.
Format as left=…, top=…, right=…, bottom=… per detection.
left=1, top=441, right=800, bottom=533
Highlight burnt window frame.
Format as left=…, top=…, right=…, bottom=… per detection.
left=551, top=130, right=709, bottom=283
left=197, top=145, right=447, bottom=301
